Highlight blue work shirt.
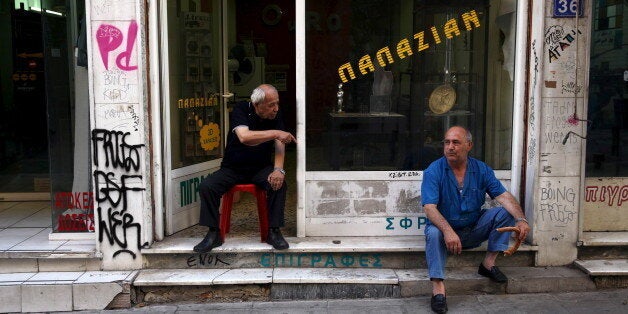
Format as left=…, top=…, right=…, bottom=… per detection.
left=421, top=157, right=507, bottom=229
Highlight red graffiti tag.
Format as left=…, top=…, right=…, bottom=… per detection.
left=585, top=185, right=628, bottom=206
left=96, top=21, right=138, bottom=71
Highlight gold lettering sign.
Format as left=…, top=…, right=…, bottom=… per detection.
left=177, top=95, right=219, bottom=109
left=337, top=10, right=482, bottom=83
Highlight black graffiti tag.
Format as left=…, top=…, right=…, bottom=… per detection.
left=92, top=128, right=144, bottom=171
left=94, top=171, right=147, bottom=258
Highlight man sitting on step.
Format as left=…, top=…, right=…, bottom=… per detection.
left=421, top=126, right=530, bottom=313
left=193, top=84, right=297, bottom=253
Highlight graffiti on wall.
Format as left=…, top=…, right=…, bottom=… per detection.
left=92, top=129, right=147, bottom=259
left=544, top=25, right=582, bottom=63
left=538, top=181, right=577, bottom=227
left=95, top=20, right=139, bottom=105
left=96, top=21, right=138, bottom=71
left=585, top=185, right=628, bottom=207
left=583, top=178, right=628, bottom=231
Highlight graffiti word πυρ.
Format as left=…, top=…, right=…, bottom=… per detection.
left=585, top=185, right=628, bottom=207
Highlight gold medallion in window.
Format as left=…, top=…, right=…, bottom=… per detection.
left=428, top=84, right=456, bottom=114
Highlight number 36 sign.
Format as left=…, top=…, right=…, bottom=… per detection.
left=553, top=0, right=584, bottom=17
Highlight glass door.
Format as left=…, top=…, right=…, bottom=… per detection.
left=0, top=2, right=50, bottom=199
left=162, top=0, right=226, bottom=235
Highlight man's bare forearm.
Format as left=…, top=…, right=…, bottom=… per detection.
left=424, top=204, right=454, bottom=234
left=495, top=192, right=526, bottom=219
left=236, top=128, right=280, bottom=146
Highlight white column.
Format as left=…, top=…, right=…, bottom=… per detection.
left=527, top=0, right=591, bottom=266
left=86, top=0, right=153, bottom=270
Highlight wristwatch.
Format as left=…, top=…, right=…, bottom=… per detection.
left=274, top=167, right=286, bottom=175
left=515, top=217, right=528, bottom=224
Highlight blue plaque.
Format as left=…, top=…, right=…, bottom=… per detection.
left=553, top=0, right=584, bottom=18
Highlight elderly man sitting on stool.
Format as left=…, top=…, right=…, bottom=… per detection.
left=193, top=84, right=297, bottom=253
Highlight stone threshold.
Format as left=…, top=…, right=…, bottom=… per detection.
left=133, top=266, right=595, bottom=295
left=580, top=231, right=628, bottom=246
left=0, top=270, right=138, bottom=312
left=0, top=251, right=97, bottom=259
left=574, top=259, right=628, bottom=276
left=142, top=236, right=538, bottom=254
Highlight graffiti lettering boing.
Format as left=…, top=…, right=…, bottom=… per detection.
left=338, top=10, right=481, bottom=83
left=96, top=21, right=138, bottom=71
left=92, top=128, right=147, bottom=259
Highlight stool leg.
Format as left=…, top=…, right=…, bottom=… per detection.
left=256, top=190, right=269, bottom=242
left=220, top=191, right=234, bottom=242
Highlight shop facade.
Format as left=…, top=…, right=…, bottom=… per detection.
left=2, top=0, right=622, bottom=271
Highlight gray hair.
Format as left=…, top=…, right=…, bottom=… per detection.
left=250, top=84, right=277, bottom=105
left=449, top=125, right=473, bottom=142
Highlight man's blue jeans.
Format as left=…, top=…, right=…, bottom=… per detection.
left=424, top=207, right=515, bottom=280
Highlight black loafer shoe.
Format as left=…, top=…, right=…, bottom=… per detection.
left=266, top=228, right=289, bottom=250
left=431, top=294, right=447, bottom=313
left=478, top=263, right=508, bottom=283
left=193, top=229, right=223, bottom=253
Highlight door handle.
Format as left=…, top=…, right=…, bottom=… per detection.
left=221, top=92, right=234, bottom=98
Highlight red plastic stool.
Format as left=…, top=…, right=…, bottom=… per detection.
left=219, top=184, right=269, bottom=242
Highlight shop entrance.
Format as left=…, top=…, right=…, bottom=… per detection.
left=0, top=2, right=49, bottom=199
left=582, top=0, right=627, bottom=232
left=161, top=0, right=296, bottom=236
left=1, top=1, right=90, bottom=236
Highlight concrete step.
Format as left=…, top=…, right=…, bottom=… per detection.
left=142, top=236, right=537, bottom=269
left=0, top=239, right=100, bottom=273
left=580, top=231, right=628, bottom=246
left=0, top=257, right=101, bottom=274
left=0, top=270, right=137, bottom=313
left=132, top=266, right=596, bottom=304
left=574, top=259, right=628, bottom=288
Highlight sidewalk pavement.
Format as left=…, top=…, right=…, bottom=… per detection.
left=70, top=289, right=627, bottom=313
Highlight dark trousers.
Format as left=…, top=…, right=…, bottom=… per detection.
left=198, top=166, right=286, bottom=229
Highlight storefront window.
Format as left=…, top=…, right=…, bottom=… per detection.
left=166, top=1, right=223, bottom=169
left=586, top=0, right=627, bottom=177
left=305, top=0, right=516, bottom=171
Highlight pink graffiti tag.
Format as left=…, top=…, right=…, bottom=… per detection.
left=96, top=21, right=138, bottom=71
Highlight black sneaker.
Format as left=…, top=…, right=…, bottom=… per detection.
left=266, top=228, right=289, bottom=250
left=431, top=294, right=447, bottom=313
left=193, top=229, right=223, bottom=253
left=478, top=263, right=508, bottom=283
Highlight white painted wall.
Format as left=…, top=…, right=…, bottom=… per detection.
left=526, top=0, right=591, bottom=266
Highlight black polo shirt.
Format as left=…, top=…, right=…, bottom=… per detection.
left=221, top=101, right=285, bottom=173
